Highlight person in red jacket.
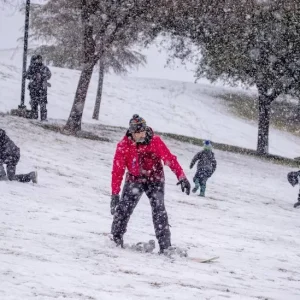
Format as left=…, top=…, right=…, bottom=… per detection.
left=110, top=114, right=191, bottom=253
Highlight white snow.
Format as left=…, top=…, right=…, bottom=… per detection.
left=1, top=115, right=300, bottom=300
left=0, top=49, right=300, bottom=158
left=1, top=8, right=300, bottom=299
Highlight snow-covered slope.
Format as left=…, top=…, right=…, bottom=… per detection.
left=1, top=115, right=300, bottom=300
left=1, top=6, right=300, bottom=300
left=0, top=49, right=300, bottom=159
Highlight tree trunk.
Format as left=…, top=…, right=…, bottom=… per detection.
left=296, top=98, right=300, bottom=121
left=257, top=94, right=271, bottom=155
left=64, top=0, right=96, bottom=133
left=64, top=63, right=94, bottom=133
left=92, top=59, right=105, bottom=120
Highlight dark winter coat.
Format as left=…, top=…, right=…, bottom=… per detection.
left=190, top=150, right=217, bottom=179
left=111, top=127, right=186, bottom=195
left=0, top=129, right=20, bottom=165
left=26, top=63, right=51, bottom=102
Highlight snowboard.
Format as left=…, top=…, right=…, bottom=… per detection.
left=189, top=256, right=219, bottom=263
left=105, top=233, right=219, bottom=263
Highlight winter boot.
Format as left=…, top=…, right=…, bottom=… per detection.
left=29, top=171, right=38, bottom=184
left=159, top=245, right=188, bottom=257
left=294, top=201, right=300, bottom=208
left=159, top=245, right=174, bottom=256
left=199, top=184, right=206, bottom=197
left=134, top=240, right=156, bottom=253
left=112, top=235, right=124, bottom=248
left=0, top=165, right=7, bottom=181
left=192, top=179, right=200, bottom=193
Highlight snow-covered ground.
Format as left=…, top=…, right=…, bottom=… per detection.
left=1, top=7, right=300, bottom=299
left=1, top=49, right=300, bottom=158
left=1, top=115, right=300, bottom=300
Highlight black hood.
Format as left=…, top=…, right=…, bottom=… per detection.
left=288, top=171, right=299, bottom=187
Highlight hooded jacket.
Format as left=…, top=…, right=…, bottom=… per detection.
left=0, top=129, right=20, bottom=165
left=111, top=128, right=185, bottom=195
left=190, top=149, right=217, bottom=175
left=26, top=62, right=51, bottom=95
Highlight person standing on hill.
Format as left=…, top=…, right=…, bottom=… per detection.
left=26, top=55, right=51, bottom=121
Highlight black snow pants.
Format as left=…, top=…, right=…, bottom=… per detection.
left=111, top=181, right=171, bottom=252
left=193, top=168, right=213, bottom=186
left=29, top=87, right=47, bottom=121
left=31, top=100, right=47, bottom=121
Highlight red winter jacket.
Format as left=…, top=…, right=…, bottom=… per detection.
left=111, top=129, right=186, bottom=195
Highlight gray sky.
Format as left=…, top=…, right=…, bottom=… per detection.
left=0, top=2, right=196, bottom=82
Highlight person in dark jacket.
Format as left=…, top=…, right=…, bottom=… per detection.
left=26, top=55, right=51, bottom=121
left=110, top=114, right=191, bottom=253
left=287, top=171, right=300, bottom=208
left=0, top=129, right=37, bottom=183
left=190, top=140, right=217, bottom=197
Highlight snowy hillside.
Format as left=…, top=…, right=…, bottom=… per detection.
left=1, top=49, right=300, bottom=159
left=1, top=115, right=300, bottom=300
left=2, top=5, right=300, bottom=300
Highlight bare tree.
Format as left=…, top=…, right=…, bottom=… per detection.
left=29, top=2, right=146, bottom=121
left=28, top=0, right=163, bottom=133
left=92, top=48, right=146, bottom=120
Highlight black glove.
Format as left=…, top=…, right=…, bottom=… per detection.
left=111, top=194, right=120, bottom=215
left=177, top=177, right=191, bottom=195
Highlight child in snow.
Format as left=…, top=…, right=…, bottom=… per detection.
left=287, top=171, right=300, bottom=208
left=189, top=140, right=217, bottom=197
left=0, top=128, right=37, bottom=183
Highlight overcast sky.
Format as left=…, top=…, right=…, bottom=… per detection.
left=0, top=3, right=196, bottom=82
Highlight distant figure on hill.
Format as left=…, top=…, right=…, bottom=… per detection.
left=26, top=55, right=51, bottom=121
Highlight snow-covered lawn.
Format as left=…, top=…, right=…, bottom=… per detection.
left=1, top=49, right=300, bottom=158
left=1, top=8, right=300, bottom=299
left=1, top=115, right=300, bottom=300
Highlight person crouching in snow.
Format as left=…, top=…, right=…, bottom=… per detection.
left=190, top=140, right=217, bottom=197
left=287, top=171, right=300, bottom=208
left=110, top=114, right=191, bottom=254
left=0, top=129, right=37, bottom=183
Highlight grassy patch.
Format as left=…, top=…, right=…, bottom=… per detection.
left=39, top=120, right=300, bottom=167
left=218, top=93, right=300, bottom=135
left=158, top=131, right=300, bottom=168
left=36, top=122, right=110, bottom=142
left=8, top=113, right=299, bottom=168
